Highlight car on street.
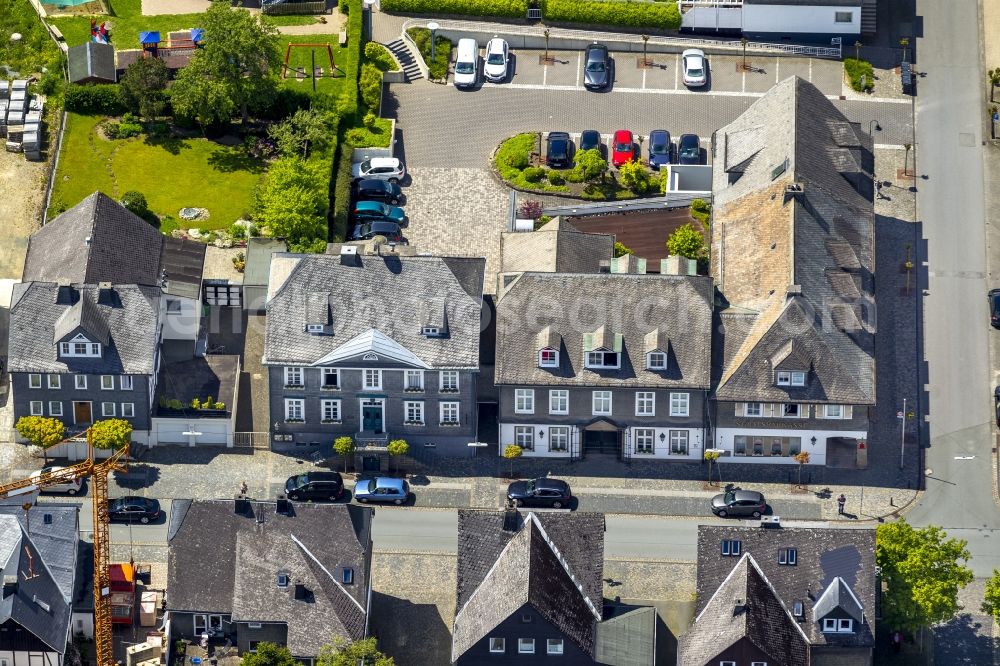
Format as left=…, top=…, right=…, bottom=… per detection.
left=353, top=178, right=402, bottom=205
left=583, top=43, right=611, bottom=90
left=611, top=129, right=635, bottom=168
left=546, top=132, right=573, bottom=168
left=579, top=129, right=603, bottom=155
left=681, top=48, right=708, bottom=87
left=677, top=133, right=702, bottom=165
left=507, top=477, right=572, bottom=509
left=351, top=220, right=403, bottom=242
left=285, top=471, right=344, bottom=502
left=990, top=289, right=1000, bottom=328
left=108, top=497, right=161, bottom=524
left=711, top=489, right=767, bottom=518
left=29, top=467, right=81, bottom=495
left=351, top=157, right=405, bottom=184
left=352, top=200, right=406, bottom=225
left=483, top=37, right=510, bottom=83
left=648, top=129, right=673, bottom=169
left=354, top=477, right=411, bottom=505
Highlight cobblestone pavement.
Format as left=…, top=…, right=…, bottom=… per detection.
left=931, top=578, right=999, bottom=666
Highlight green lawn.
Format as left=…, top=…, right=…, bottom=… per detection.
left=1, top=0, right=63, bottom=74
left=51, top=113, right=264, bottom=231
left=278, top=34, right=350, bottom=97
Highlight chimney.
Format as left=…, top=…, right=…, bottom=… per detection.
left=660, top=256, right=697, bottom=276
left=784, top=182, right=805, bottom=202
left=3, top=575, right=17, bottom=598
left=294, top=583, right=310, bottom=601
left=84, top=236, right=92, bottom=246
left=234, top=497, right=252, bottom=516
left=732, top=598, right=748, bottom=615
left=275, top=497, right=291, bottom=516
left=98, top=281, right=114, bottom=303
left=340, top=245, right=359, bottom=266
left=502, top=506, right=520, bottom=532
left=785, top=285, right=802, bottom=299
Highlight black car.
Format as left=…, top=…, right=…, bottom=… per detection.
left=583, top=43, right=611, bottom=90
left=579, top=129, right=602, bottom=155
left=108, top=497, right=161, bottom=524
left=710, top=489, right=767, bottom=518
left=351, top=220, right=403, bottom=242
left=546, top=132, right=573, bottom=168
left=990, top=289, right=1000, bottom=328
left=353, top=178, right=402, bottom=205
left=285, top=471, right=345, bottom=501
left=507, top=477, right=572, bottom=509
left=677, top=133, right=701, bottom=165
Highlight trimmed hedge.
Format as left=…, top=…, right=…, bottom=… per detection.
left=545, top=0, right=681, bottom=29
left=844, top=57, right=874, bottom=92
left=339, top=0, right=365, bottom=120
left=65, top=84, right=126, bottom=115
left=406, top=27, right=452, bottom=80
left=381, top=0, right=529, bottom=18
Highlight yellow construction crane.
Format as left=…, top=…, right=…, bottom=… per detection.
left=0, top=431, right=129, bottom=666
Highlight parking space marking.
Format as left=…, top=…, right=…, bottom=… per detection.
left=674, top=56, right=679, bottom=89
left=809, top=58, right=813, bottom=82
left=775, top=58, right=780, bottom=85
left=542, top=60, right=547, bottom=86
left=642, top=66, right=647, bottom=90
left=576, top=52, right=581, bottom=87
left=741, top=69, right=746, bottom=93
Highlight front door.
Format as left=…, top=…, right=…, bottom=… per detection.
left=362, top=402, right=383, bottom=433
left=584, top=430, right=618, bottom=455
left=362, top=455, right=381, bottom=472
left=73, top=401, right=92, bottom=424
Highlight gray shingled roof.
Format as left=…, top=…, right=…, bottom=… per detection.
left=680, top=553, right=809, bottom=666
left=495, top=273, right=713, bottom=388
left=8, top=283, right=160, bottom=375
left=68, top=42, right=116, bottom=83
left=499, top=217, right=613, bottom=277
left=453, top=510, right=605, bottom=662
left=263, top=254, right=485, bottom=369
left=813, top=576, right=865, bottom=624
left=167, top=500, right=373, bottom=656
left=0, top=505, right=78, bottom=605
left=744, top=0, right=858, bottom=5
left=695, top=525, right=876, bottom=649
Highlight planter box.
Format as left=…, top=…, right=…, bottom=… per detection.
left=351, top=119, right=396, bottom=163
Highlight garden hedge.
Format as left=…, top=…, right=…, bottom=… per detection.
left=545, top=0, right=681, bottom=29
left=844, top=57, right=874, bottom=92
left=65, top=84, right=126, bottom=115
left=381, top=0, right=529, bottom=18
left=339, top=0, right=365, bottom=120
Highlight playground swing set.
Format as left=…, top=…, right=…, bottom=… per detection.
left=281, top=42, right=342, bottom=82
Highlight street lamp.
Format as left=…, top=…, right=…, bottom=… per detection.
left=740, top=36, right=748, bottom=72
left=641, top=34, right=650, bottom=67
left=543, top=29, right=551, bottom=63
left=868, top=120, right=881, bottom=136
left=428, top=21, right=439, bottom=62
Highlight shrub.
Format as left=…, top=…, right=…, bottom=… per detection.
left=382, top=0, right=529, bottom=18
left=364, top=41, right=399, bottom=72
left=614, top=241, right=633, bottom=257
left=495, top=133, right=535, bottom=175
left=844, top=57, right=874, bottom=92
left=618, top=159, right=650, bottom=194
left=363, top=111, right=378, bottom=129
left=406, top=28, right=452, bottom=80
left=667, top=223, right=707, bottom=260
left=105, top=113, right=143, bottom=140
left=691, top=198, right=711, bottom=224
left=545, top=0, right=681, bottom=29
left=517, top=200, right=543, bottom=219
left=331, top=144, right=354, bottom=241
left=65, top=84, right=125, bottom=115
left=359, top=63, right=383, bottom=112
left=547, top=171, right=565, bottom=185
left=120, top=191, right=149, bottom=217
left=523, top=166, right=545, bottom=183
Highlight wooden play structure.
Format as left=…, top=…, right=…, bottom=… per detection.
left=281, top=42, right=339, bottom=80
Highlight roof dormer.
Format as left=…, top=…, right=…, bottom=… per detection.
left=770, top=339, right=810, bottom=387
left=305, top=291, right=332, bottom=335
left=422, top=297, right=448, bottom=338
left=583, top=325, right=622, bottom=370
left=644, top=329, right=668, bottom=371
left=536, top=326, right=561, bottom=368
left=814, top=577, right=864, bottom=635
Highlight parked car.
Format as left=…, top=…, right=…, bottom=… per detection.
left=579, top=129, right=603, bottom=154
left=352, top=157, right=405, bottom=184
left=611, top=129, right=635, bottom=168
left=546, top=132, right=573, bottom=168
left=285, top=471, right=344, bottom=501
left=351, top=220, right=403, bottom=242
left=711, top=489, right=767, bottom=518
left=648, top=129, right=672, bottom=169
left=352, top=200, right=406, bottom=225
left=681, top=48, right=707, bottom=87
left=354, top=477, right=411, bottom=505
left=583, top=43, right=611, bottom=90
left=507, top=477, right=572, bottom=509
left=990, top=289, right=1000, bottom=328
left=483, top=37, right=510, bottom=83
left=29, top=467, right=81, bottom=495
left=677, top=133, right=701, bottom=165
left=454, top=37, right=479, bottom=88
left=353, top=178, right=402, bottom=205
left=108, top=497, right=161, bottom=524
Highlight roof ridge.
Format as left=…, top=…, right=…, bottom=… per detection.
left=525, top=512, right=602, bottom=622
left=289, top=533, right=366, bottom=614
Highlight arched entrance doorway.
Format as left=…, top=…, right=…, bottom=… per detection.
left=583, top=417, right=621, bottom=458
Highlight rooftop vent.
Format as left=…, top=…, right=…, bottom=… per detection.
left=276, top=573, right=289, bottom=588
left=84, top=236, right=92, bottom=245
left=340, top=244, right=359, bottom=266
left=760, top=516, right=781, bottom=528
left=784, top=182, right=805, bottom=201
left=43, top=514, right=52, bottom=525
left=275, top=498, right=291, bottom=516
left=32, top=595, right=51, bottom=613
left=293, top=583, right=312, bottom=602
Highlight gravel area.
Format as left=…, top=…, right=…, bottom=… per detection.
left=0, top=150, right=46, bottom=279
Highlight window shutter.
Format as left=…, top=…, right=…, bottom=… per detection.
left=799, top=404, right=809, bottom=419
left=815, top=405, right=825, bottom=419
left=764, top=403, right=776, bottom=417
left=736, top=402, right=745, bottom=416
left=843, top=405, right=853, bottom=420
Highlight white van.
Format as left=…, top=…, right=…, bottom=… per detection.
left=453, top=38, right=479, bottom=88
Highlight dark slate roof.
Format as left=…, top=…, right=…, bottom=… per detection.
left=23, top=192, right=205, bottom=299
left=263, top=253, right=485, bottom=369
left=744, top=0, right=858, bottom=5
left=595, top=605, right=657, bottom=666
left=680, top=553, right=809, bottom=666
left=711, top=77, right=874, bottom=404
left=454, top=510, right=605, bottom=661
left=167, top=500, right=372, bottom=656
left=68, top=42, right=116, bottom=83
left=495, top=273, right=713, bottom=388
left=0, top=505, right=78, bottom=605
left=695, top=525, right=876, bottom=649
left=0, top=514, right=73, bottom=653
left=8, top=282, right=160, bottom=375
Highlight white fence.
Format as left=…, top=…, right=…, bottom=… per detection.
left=541, top=192, right=712, bottom=217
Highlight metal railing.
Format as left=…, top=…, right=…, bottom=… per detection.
left=542, top=191, right=712, bottom=217
left=234, top=432, right=270, bottom=450
left=399, top=29, right=431, bottom=80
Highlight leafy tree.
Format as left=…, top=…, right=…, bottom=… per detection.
left=613, top=241, right=633, bottom=258
left=573, top=148, right=607, bottom=183
left=317, top=638, right=394, bottom=666
left=359, top=63, right=382, bottom=112
left=666, top=223, right=706, bottom=260
left=703, top=449, right=721, bottom=486
left=16, top=416, right=65, bottom=462
left=89, top=419, right=132, bottom=450
left=617, top=158, right=649, bottom=193
left=988, top=67, right=1000, bottom=102
left=503, top=444, right=523, bottom=478
left=252, top=157, right=329, bottom=250
left=241, top=642, right=300, bottom=666
left=268, top=108, right=337, bottom=159
left=981, top=569, right=1000, bottom=620
left=876, top=519, right=973, bottom=632
left=119, top=56, right=168, bottom=122
left=170, top=1, right=280, bottom=125
left=334, top=436, right=355, bottom=472
left=792, top=451, right=810, bottom=488
left=121, top=191, right=149, bottom=218
left=386, top=439, right=409, bottom=474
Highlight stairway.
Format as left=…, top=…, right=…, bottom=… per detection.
left=384, top=39, right=423, bottom=82
left=860, top=0, right=877, bottom=37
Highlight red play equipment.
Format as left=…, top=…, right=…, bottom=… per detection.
left=281, top=42, right=338, bottom=79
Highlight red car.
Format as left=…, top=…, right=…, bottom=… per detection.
left=611, top=129, right=635, bottom=168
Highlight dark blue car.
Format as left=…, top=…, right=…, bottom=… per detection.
left=648, top=129, right=672, bottom=169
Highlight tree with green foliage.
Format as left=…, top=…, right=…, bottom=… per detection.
left=170, top=1, right=280, bottom=125
left=617, top=158, right=649, bottom=194
left=269, top=108, right=337, bottom=159
left=876, top=519, right=973, bottom=633
left=573, top=148, right=607, bottom=183
left=241, top=642, right=300, bottom=666
left=503, top=444, right=523, bottom=478
left=16, top=416, right=65, bottom=463
left=667, top=223, right=706, bottom=260
left=119, top=56, right=168, bottom=122
left=334, top=436, right=355, bottom=472
left=981, top=569, right=1000, bottom=621
left=253, top=157, right=329, bottom=251
left=386, top=439, right=409, bottom=474
left=317, top=638, right=394, bottom=666
left=120, top=191, right=150, bottom=219
left=89, top=419, right=132, bottom=450
left=703, top=449, right=721, bottom=486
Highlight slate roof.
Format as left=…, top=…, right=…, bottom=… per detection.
left=263, top=253, right=485, bottom=369
left=595, top=605, right=657, bottom=666
left=167, top=500, right=373, bottom=656
left=68, top=42, right=116, bottom=83
left=8, top=282, right=160, bottom=375
left=680, top=553, right=810, bottom=666
left=495, top=273, right=713, bottom=388
left=695, top=525, right=876, bottom=649
left=711, top=77, right=875, bottom=404
left=454, top=510, right=605, bottom=661
left=499, top=217, right=614, bottom=288
left=0, top=505, right=78, bottom=604
left=744, top=0, right=858, bottom=5
left=23, top=192, right=205, bottom=300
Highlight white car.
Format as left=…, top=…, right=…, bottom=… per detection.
left=682, top=49, right=707, bottom=87
left=483, top=37, right=510, bottom=83
left=29, top=467, right=82, bottom=495
left=351, top=157, right=405, bottom=184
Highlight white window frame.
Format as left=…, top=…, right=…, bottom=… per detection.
left=834, top=10, right=853, bottom=23
left=284, top=398, right=304, bottom=422
left=778, top=548, right=797, bottom=565
left=538, top=348, right=559, bottom=368
left=404, top=401, right=424, bottom=424
left=421, top=326, right=440, bottom=336
left=547, top=639, right=564, bottom=655
left=721, top=662, right=737, bottom=666
left=439, top=370, right=459, bottom=392
left=101, top=402, right=116, bottom=417
left=59, top=339, right=101, bottom=358
left=776, top=371, right=791, bottom=386
left=75, top=375, right=87, bottom=390
left=549, top=390, right=569, bottom=415
left=404, top=370, right=424, bottom=391
left=635, top=391, right=655, bottom=416
left=670, top=392, right=690, bottom=417
left=101, top=375, right=115, bottom=390
left=49, top=401, right=63, bottom=417
left=28, top=374, right=42, bottom=389
left=440, top=402, right=459, bottom=424
left=518, top=638, right=535, bottom=654
left=670, top=429, right=689, bottom=455
left=744, top=402, right=762, bottom=417
left=514, top=389, right=535, bottom=414
left=646, top=351, right=666, bottom=370
left=306, top=323, right=324, bottom=333
left=592, top=390, right=612, bottom=416
left=120, top=403, right=135, bottom=418
left=791, top=371, right=806, bottom=386
left=634, top=428, right=654, bottom=454
left=321, top=399, right=341, bottom=422
left=322, top=368, right=340, bottom=389
left=364, top=369, right=382, bottom=390
left=120, top=375, right=133, bottom=390
left=721, top=539, right=741, bottom=556
left=514, top=426, right=534, bottom=450
left=284, top=366, right=304, bottom=387
left=585, top=350, right=620, bottom=369
left=751, top=662, right=768, bottom=666
left=549, top=426, right=569, bottom=452
left=29, top=401, right=43, bottom=416
left=822, top=618, right=838, bottom=632
left=47, top=374, right=61, bottom=389
left=489, top=638, right=505, bottom=653
left=839, top=618, right=854, bottom=632
left=825, top=404, right=844, bottom=419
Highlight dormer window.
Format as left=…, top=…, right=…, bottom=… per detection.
left=306, top=324, right=324, bottom=334
left=822, top=618, right=854, bottom=633
left=776, top=371, right=806, bottom=386
left=538, top=348, right=558, bottom=368
left=59, top=340, right=101, bottom=358
left=586, top=350, right=620, bottom=369
left=646, top=351, right=666, bottom=370
left=583, top=326, right=622, bottom=369
left=422, top=326, right=441, bottom=337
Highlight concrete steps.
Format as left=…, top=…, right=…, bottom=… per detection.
left=384, top=38, right=423, bottom=82
left=861, top=0, right=877, bottom=36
